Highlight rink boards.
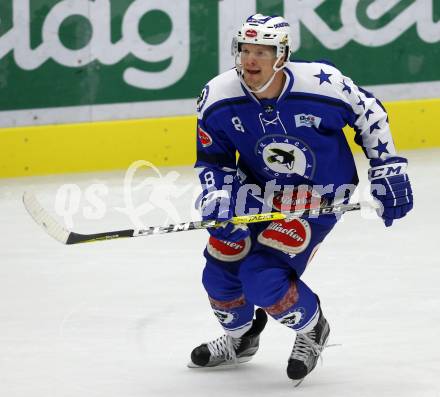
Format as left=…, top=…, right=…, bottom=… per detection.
left=1, top=98, right=439, bottom=178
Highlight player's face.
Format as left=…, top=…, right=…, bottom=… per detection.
left=240, top=44, right=279, bottom=90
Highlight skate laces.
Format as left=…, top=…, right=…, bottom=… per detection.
left=290, top=330, right=327, bottom=362
left=290, top=331, right=342, bottom=364
left=207, top=334, right=241, bottom=362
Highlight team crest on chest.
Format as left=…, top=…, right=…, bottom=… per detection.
left=255, top=135, right=316, bottom=179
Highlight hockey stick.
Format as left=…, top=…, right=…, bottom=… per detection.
left=23, top=191, right=371, bottom=245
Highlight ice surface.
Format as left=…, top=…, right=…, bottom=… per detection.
left=0, top=149, right=439, bottom=397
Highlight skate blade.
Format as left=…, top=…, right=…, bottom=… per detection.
left=187, top=356, right=253, bottom=369
left=292, top=378, right=305, bottom=388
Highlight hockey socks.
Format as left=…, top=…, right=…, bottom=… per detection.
left=208, top=294, right=255, bottom=337
left=265, top=279, right=320, bottom=332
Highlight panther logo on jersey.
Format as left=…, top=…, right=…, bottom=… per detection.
left=267, top=148, right=295, bottom=170
left=255, top=135, right=316, bottom=179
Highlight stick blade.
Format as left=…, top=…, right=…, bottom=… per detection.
left=23, top=191, right=71, bottom=244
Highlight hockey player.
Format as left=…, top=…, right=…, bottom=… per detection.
left=189, top=14, right=413, bottom=384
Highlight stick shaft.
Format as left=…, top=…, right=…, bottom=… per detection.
left=23, top=191, right=364, bottom=245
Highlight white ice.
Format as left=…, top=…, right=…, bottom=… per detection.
left=0, top=149, right=439, bottom=397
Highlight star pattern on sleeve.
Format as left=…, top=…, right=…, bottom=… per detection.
left=365, top=109, right=374, bottom=121
left=369, top=120, right=381, bottom=134
left=341, top=80, right=352, bottom=94
left=372, top=138, right=389, bottom=157
left=314, top=69, right=332, bottom=85
left=356, top=97, right=366, bottom=109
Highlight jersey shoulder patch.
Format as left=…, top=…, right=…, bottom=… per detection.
left=197, top=69, right=246, bottom=119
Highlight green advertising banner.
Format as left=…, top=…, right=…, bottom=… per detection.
left=0, top=0, right=218, bottom=111
left=0, top=0, right=439, bottom=125
left=286, top=0, right=440, bottom=86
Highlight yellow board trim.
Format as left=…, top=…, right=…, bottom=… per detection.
left=0, top=115, right=196, bottom=178
left=345, top=98, right=440, bottom=152
left=1, top=98, right=439, bottom=178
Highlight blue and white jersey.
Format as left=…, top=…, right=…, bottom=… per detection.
left=195, top=60, right=396, bottom=209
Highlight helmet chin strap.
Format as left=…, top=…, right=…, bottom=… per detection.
left=237, top=54, right=286, bottom=94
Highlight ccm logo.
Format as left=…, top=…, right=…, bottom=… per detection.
left=369, top=163, right=406, bottom=180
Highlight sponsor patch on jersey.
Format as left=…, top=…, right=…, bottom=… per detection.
left=245, top=29, right=258, bottom=38
left=197, top=85, right=209, bottom=112
left=294, top=113, right=322, bottom=128
left=272, top=187, right=327, bottom=212
left=278, top=307, right=306, bottom=328
left=198, top=127, right=213, bottom=147
left=255, top=135, right=316, bottom=179
left=258, top=218, right=311, bottom=254
left=207, top=236, right=251, bottom=262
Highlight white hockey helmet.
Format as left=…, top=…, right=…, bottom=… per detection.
left=232, top=14, right=292, bottom=64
